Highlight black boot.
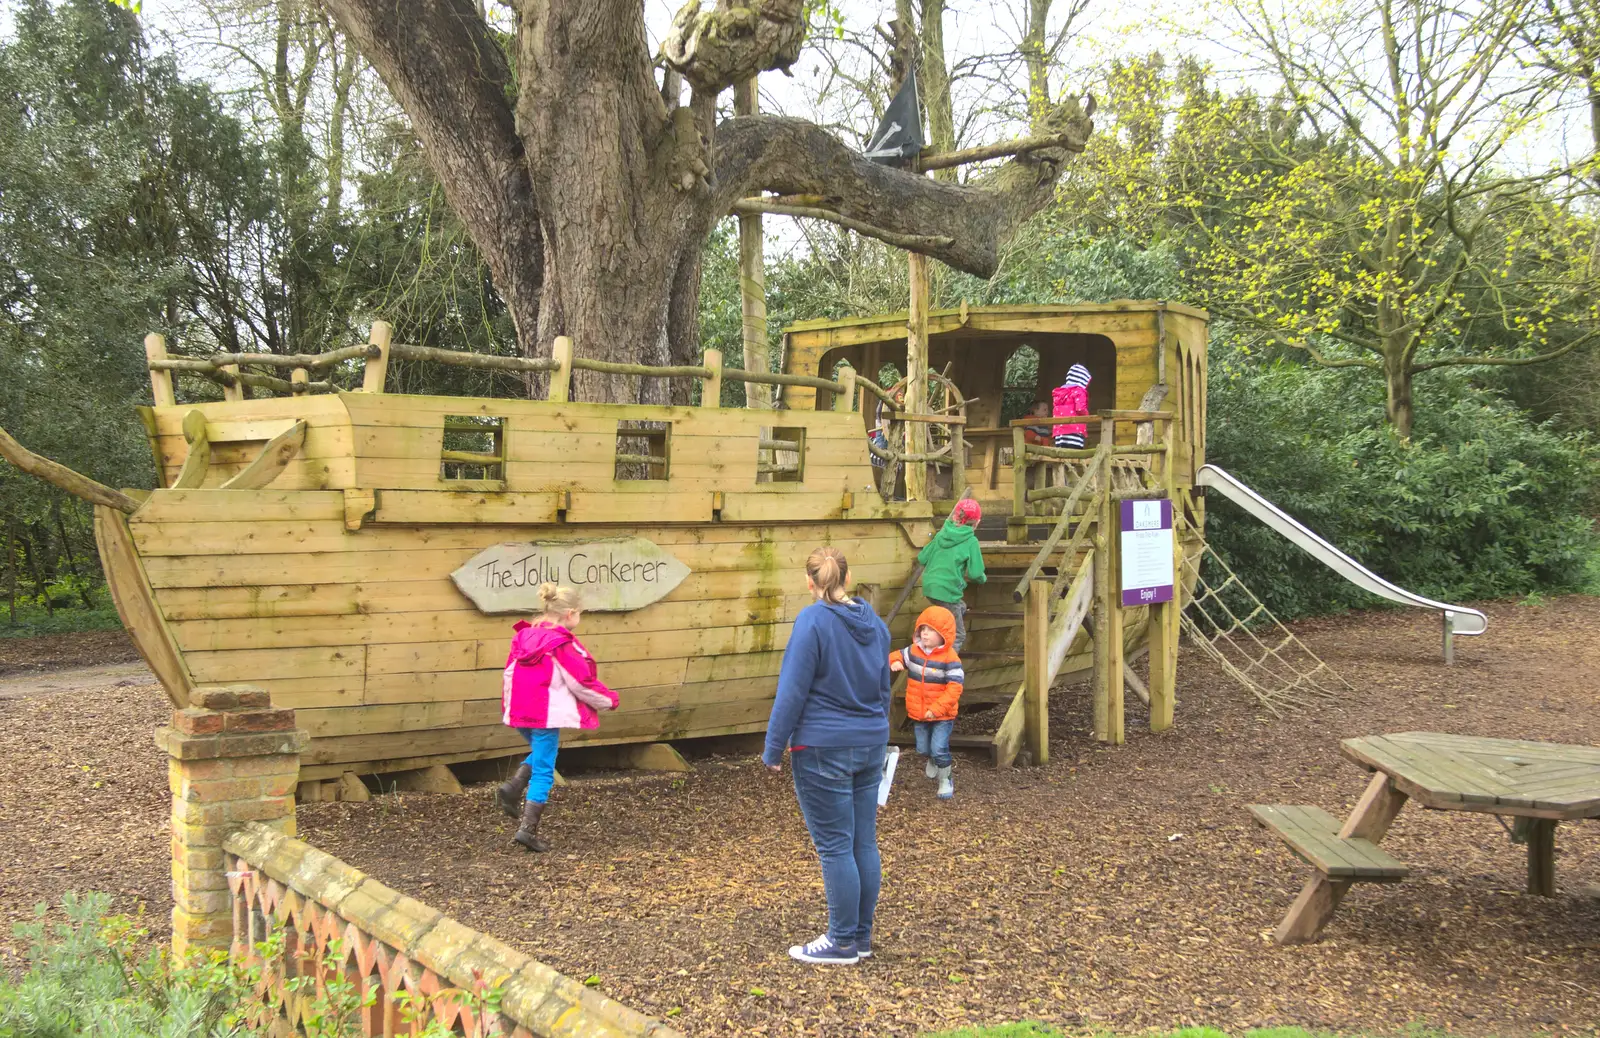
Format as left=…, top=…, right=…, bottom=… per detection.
left=512, top=800, right=551, bottom=853
left=496, top=764, right=533, bottom=818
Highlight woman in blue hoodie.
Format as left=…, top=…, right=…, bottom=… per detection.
left=763, top=545, right=893, bottom=965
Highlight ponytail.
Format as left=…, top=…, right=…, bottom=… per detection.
left=537, top=582, right=581, bottom=618
left=806, top=546, right=852, bottom=605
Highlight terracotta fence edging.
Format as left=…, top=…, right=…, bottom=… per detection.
left=223, top=822, right=685, bottom=1038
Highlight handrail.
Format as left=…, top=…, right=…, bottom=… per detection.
left=148, top=343, right=379, bottom=371
left=884, top=487, right=973, bottom=625
left=1011, top=441, right=1110, bottom=600
left=143, top=322, right=912, bottom=419
left=1050, top=488, right=1105, bottom=597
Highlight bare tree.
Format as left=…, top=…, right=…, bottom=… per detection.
left=1184, top=0, right=1597, bottom=438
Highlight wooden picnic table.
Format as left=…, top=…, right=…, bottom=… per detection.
left=1250, top=731, right=1600, bottom=943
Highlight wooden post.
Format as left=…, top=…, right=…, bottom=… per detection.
left=1094, top=417, right=1124, bottom=743
left=1009, top=424, right=1028, bottom=543
left=290, top=368, right=309, bottom=394
left=905, top=252, right=930, bottom=501
left=144, top=333, right=176, bottom=407
left=1091, top=539, right=1110, bottom=741
left=548, top=335, right=574, bottom=403
left=702, top=348, right=723, bottom=408
left=835, top=363, right=857, bottom=413
left=361, top=320, right=393, bottom=394
left=220, top=364, right=244, bottom=402
left=1103, top=418, right=1125, bottom=744
left=1149, top=416, right=1178, bottom=732
left=1023, top=579, right=1050, bottom=765
left=1442, top=610, right=1455, bottom=665
left=734, top=78, right=772, bottom=410
left=1526, top=819, right=1557, bottom=896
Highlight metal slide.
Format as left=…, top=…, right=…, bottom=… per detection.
left=1196, top=464, right=1488, bottom=645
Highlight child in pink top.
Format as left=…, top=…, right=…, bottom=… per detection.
left=1051, top=364, right=1093, bottom=449
left=495, top=582, right=618, bottom=852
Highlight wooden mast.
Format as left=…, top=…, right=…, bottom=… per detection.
left=734, top=77, right=770, bottom=411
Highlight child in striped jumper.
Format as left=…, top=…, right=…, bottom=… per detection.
left=889, top=606, right=964, bottom=800
left=1052, top=363, right=1093, bottom=449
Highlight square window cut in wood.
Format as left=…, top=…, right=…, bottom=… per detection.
left=757, top=426, right=805, bottom=483
left=441, top=415, right=506, bottom=487
left=615, top=420, right=669, bottom=480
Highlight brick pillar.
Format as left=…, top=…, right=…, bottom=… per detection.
left=155, top=684, right=307, bottom=959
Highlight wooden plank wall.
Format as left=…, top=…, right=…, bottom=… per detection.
left=146, top=396, right=354, bottom=491
left=338, top=395, right=895, bottom=525
left=130, top=492, right=922, bottom=780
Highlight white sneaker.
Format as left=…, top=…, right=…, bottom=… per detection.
left=936, top=765, right=954, bottom=800
left=788, top=934, right=860, bottom=964
left=924, top=759, right=939, bottom=780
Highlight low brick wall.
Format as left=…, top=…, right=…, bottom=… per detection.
left=223, top=823, right=683, bottom=1038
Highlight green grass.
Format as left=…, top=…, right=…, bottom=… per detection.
left=0, top=599, right=124, bottom=638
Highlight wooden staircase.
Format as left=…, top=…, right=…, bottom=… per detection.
left=889, top=411, right=1184, bottom=766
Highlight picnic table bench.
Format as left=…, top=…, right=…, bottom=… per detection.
left=1249, top=731, right=1600, bottom=944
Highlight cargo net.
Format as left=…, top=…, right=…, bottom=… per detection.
left=1179, top=543, right=1350, bottom=714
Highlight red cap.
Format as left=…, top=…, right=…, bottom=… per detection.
left=952, top=499, right=983, bottom=526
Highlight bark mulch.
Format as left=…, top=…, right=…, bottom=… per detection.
left=0, top=628, right=139, bottom=677
left=2, top=598, right=1597, bottom=1035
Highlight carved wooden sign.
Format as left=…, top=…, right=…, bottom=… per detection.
left=450, top=538, right=690, bottom=613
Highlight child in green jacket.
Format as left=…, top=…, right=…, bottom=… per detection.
left=916, top=499, right=987, bottom=652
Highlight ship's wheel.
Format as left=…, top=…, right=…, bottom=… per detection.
left=866, top=370, right=968, bottom=497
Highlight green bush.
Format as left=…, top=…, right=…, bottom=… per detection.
left=1205, top=334, right=1600, bottom=619
left=0, top=893, right=240, bottom=1038
left=0, top=596, right=125, bottom=638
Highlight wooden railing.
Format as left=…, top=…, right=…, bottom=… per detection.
left=143, top=321, right=899, bottom=413
left=223, top=823, right=682, bottom=1038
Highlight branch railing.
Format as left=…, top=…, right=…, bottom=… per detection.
left=143, top=321, right=902, bottom=413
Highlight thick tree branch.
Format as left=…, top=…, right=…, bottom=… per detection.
left=713, top=103, right=1090, bottom=277
left=731, top=199, right=955, bottom=251
left=321, top=0, right=545, bottom=347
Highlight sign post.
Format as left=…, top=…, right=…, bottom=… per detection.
left=1119, top=499, right=1175, bottom=607
left=1118, top=498, right=1177, bottom=732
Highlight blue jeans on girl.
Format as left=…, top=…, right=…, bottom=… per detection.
left=515, top=727, right=560, bottom=804
left=789, top=744, right=886, bottom=949
left=913, top=719, right=955, bottom=768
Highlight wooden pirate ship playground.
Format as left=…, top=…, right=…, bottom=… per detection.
left=6, top=297, right=1434, bottom=796
left=59, top=300, right=1208, bottom=790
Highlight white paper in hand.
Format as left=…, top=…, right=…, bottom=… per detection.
left=878, top=746, right=900, bottom=806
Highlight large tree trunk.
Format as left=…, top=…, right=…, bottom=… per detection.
left=324, top=0, right=1093, bottom=403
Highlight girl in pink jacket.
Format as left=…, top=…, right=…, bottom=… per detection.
left=1052, top=363, right=1093, bottom=449
left=495, top=582, right=619, bottom=852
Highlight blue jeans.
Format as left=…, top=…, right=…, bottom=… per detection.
left=913, top=719, right=954, bottom=768
left=515, top=728, right=560, bottom=803
left=790, top=744, right=886, bottom=947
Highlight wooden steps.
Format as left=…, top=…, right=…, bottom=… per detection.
left=1248, top=804, right=1409, bottom=881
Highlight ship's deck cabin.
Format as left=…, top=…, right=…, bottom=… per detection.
left=777, top=301, right=1209, bottom=536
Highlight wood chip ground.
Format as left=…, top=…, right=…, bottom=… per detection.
left=2, top=600, right=1597, bottom=1035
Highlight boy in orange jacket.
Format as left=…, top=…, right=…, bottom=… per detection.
left=889, top=605, right=963, bottom=800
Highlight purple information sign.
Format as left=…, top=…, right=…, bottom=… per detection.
left=1119, top=498, right=1175, bottom=607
